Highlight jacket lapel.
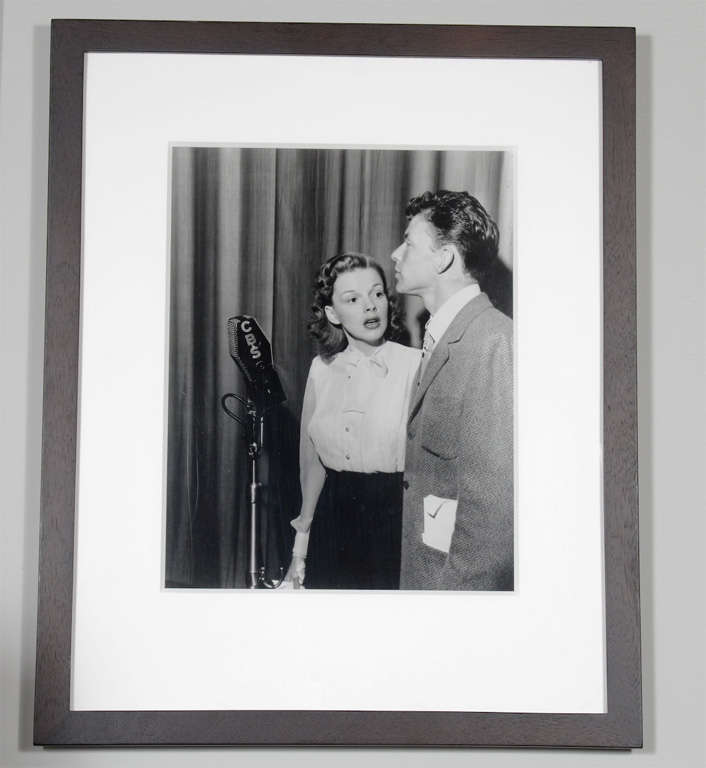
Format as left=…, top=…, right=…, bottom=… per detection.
left=407, top=293, right=492, bottom=423
left=408, top=343, right=449, bottom=422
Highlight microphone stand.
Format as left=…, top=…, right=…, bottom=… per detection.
left=247, top=401, right=263, bottom=590
left=221, top=392, right=284, bottom=589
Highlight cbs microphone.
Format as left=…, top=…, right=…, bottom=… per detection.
left=224, top=315, right=286, bottom=589
left=227, top=315, right=286, bottom=413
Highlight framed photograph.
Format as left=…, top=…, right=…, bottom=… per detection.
left=35, top=20, right=640, bottom=747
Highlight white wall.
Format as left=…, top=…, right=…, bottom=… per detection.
left=1, top=0, right=704, bottom=766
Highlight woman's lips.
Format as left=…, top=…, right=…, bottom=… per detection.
left=364, top=318, right=381, bottom=328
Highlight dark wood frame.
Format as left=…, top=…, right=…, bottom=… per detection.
left=35, top=20, right=640, bottom=748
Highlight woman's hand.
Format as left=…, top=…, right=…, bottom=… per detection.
left=285, top=555, right=306, bottom=589
left=284, top=529, right=309, bottom=589
left=290, top=513, right=314, bottom=533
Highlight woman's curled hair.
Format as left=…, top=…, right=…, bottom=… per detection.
left=308, top=252, right=403, bottom=361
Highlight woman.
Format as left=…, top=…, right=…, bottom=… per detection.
left=286, top=253, right=420, bottom=590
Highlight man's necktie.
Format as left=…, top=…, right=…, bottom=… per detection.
left=417, top=326, right=434, bottom=386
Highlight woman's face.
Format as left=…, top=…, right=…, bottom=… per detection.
left=325, top=267, right=389, bottom=350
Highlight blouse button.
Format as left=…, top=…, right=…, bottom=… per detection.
left=345, top=426, right=350, bottom=432
left=345, top=454, right=350, bottom=460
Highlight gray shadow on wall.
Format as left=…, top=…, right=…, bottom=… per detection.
left=18, top=22, right=50, bottom=754
left=635, top=33, right=655, bottom=755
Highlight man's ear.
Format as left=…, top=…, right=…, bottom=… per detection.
left=435, top=244, right=457, bottom=275
left=324, top=305, right=341, bottom=325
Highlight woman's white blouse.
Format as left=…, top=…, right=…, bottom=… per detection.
left=304, top=341, right=421, bottom=473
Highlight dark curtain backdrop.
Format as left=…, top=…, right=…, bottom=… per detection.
left=165, top=147, right=513, bottom=588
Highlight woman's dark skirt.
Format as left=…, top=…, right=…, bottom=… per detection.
left=305, top=469, right=403, bottom=590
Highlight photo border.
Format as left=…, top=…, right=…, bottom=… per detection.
left=35, top=20, right=640, bottom=748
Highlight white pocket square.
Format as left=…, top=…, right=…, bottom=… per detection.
left=422, top=495, right=457, bottom=554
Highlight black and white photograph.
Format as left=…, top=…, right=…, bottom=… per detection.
left=8, top=0, right=706, bottom=759
left=30, top=30, right=630, bottom=733
left=164, top=145, right=515, bottom=591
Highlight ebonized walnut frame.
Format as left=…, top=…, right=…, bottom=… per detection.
left=35, top=20, right=640, bottom=748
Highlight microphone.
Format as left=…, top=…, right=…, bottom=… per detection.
left=227, top=315, right=286, bottom=412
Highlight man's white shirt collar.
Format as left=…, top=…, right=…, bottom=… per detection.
left=426, top=283, right=481, bottom=346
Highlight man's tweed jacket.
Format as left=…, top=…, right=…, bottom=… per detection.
left=400, top=292, right=514, bottom=590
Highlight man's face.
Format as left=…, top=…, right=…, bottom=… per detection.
left=390, top=213, right=439, bottom=296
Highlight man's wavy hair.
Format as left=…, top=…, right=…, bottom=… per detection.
left=406, top=190, right=500, bottom=284
left=308, top=252, right=403, bottom=361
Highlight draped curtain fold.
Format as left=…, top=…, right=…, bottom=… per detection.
left=166, top=147, right=512, bottom=588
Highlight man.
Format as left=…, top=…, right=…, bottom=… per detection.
left=391, top=190, right=513, bottom=590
